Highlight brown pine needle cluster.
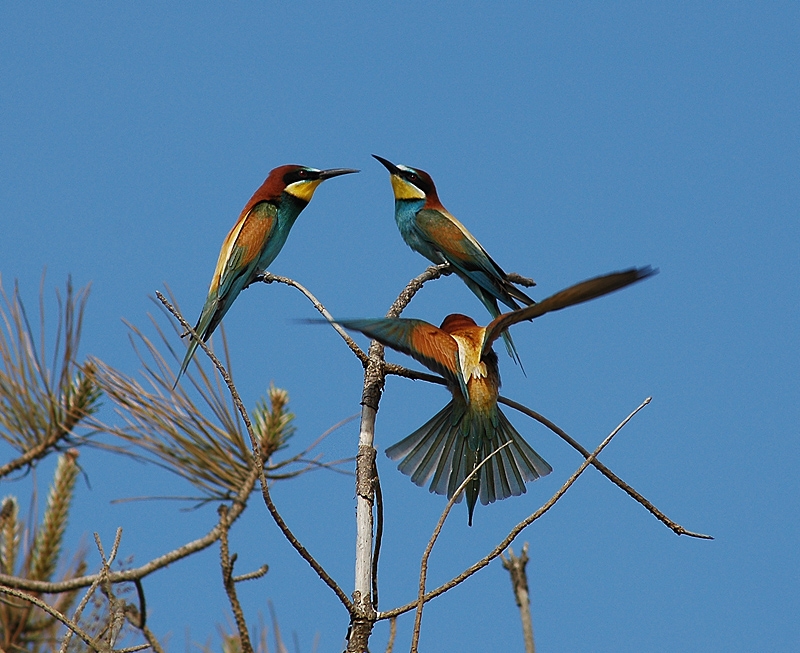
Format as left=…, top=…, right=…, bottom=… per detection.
left=0, top=275, right=100, bottom=479
left=90, top=304, right=348, bottom=502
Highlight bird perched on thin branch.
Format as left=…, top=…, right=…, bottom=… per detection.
left=337, top=267, right=656, bottom=524
left=373, top=154, right=536, bottom=366
left=175, top=165, right=358, bottom=387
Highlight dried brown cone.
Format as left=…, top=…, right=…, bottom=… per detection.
left=0, top=455, right=89, bottom=652
left=29, top=450, right=80, bottom=582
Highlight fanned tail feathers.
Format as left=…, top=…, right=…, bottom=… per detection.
left=386, top=400, right=551, bottom=525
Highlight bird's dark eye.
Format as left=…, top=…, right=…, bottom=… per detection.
left=406, top=172, right=418, bottom=182
left=297, top=169, right=308, bottom=178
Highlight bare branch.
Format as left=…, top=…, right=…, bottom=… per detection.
left=505, top=272, right=536, bottom=288
left=349, top=265, right=450, bottom=651
left=218, top=505, right=253, bottom=653
left=385, top=264, right=451, bottom=318
left=121, top=580, right=165, bottom=653
left=156, top=291, right=353, bottom=612
left=385, top=617, right=397, bottom=653
left=380, top=398, right=651, bottom=621
left=501, top=543, right=535, bottom=653
left=0, top=465, right=260, bottom=593
left=232, top=564, right=269, bottom=584
left=0, top=584, right=99, bottom=651
left=380, top=359, right=712, bottom=541
left=371, top=459, right=383, bottom=611
left=498, top=396, right=713, bottom=540
left=255, top=272, right=369, bottom=365
left=410, top=443, right=512, bottom=653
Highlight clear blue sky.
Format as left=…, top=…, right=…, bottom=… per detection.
left=1, top=3, right=798, bottom=651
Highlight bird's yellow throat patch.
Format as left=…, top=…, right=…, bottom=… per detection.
left=285, top=178, right=324, bottom=202
left=390, top=175, right=426, bottom=200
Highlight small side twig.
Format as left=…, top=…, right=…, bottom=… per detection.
left=505, top=272, right=536, bottom=287
left=233, top=564, right=269, bottom=584
left=385, top=617, right=397, bottom=653
left=119, top=579, right=166, bottom=653
left=218, top=505, right=253, bottom=653
left=94, top=529, right=125, bottom=649
left=59, top=529, right=123, bottom=653
left=385, top=264, right=452, bottom=318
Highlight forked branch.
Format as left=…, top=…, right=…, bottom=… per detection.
left=381, top=398, right=652, bottom=622
left=155, top=291, right=353, bottom=613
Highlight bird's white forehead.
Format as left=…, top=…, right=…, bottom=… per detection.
left=396, top=164, right=416, bottom=173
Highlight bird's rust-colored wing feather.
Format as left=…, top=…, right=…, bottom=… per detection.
left=214, top=202, right=277, bottom=300
left=337, top=318, right=464, bottom=388
left=482, top=267, right=657, bottom=353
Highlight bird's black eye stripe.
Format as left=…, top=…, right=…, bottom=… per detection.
left=402, top=169, right=432, bottom=193
left=284, top=168, right=315, bottom=185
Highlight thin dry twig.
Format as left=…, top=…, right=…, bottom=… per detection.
left=0, top=584, right=98, bottom=651
left=371, top=459, right=383, bottom=612
left=232, top=565, right=269, bottom=584
left=381, top=398, right=652, bottom=621
left=410, top=442, right=512, bottom=653
left=255, top=272, right=369, bottom=365
left=121, top=580, right=165, bottom=653
left=155, top=291, right=353, bottom=613
left=379, top=360, right=711, bottom=540
left=497, top=397, right=712, bottom=540
left=385, top=264, right=452, bottom=319
left=505, top=272, right=536, bottom=288
left=385, top=617, right=397, bottom=653
left=0, top=463, right=260, bottom=594
left=218, top=505, right=253, bottom=653
left=59, top=529, right=123, bottom=653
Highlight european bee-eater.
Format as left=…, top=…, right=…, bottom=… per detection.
left=373, top=154, right=535, bottom=366
left=337, top=266, right=655, bottom=524
left=174, top=165, right=358, bottom=387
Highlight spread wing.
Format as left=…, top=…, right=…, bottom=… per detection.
left=482, top=267, right=657, bottom=353
left=336, top=318, right=468, bottom=399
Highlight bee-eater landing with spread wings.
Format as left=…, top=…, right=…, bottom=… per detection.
left=337, top=266, right=656, bottom=524
left=373, top=154, right=536, bottom=366
left=174, top=165, right=358, bottom=387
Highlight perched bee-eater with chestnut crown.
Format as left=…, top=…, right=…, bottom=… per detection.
left=337, top=267, right=655, bottom=524
left=373, top=154, right=536, bottom=366
left=174, top=165, right=358, bottom=387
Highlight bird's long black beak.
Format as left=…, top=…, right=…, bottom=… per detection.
left=372, top=154, right=402, bottom=175
left=318, top=168, right=360, bottom=180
